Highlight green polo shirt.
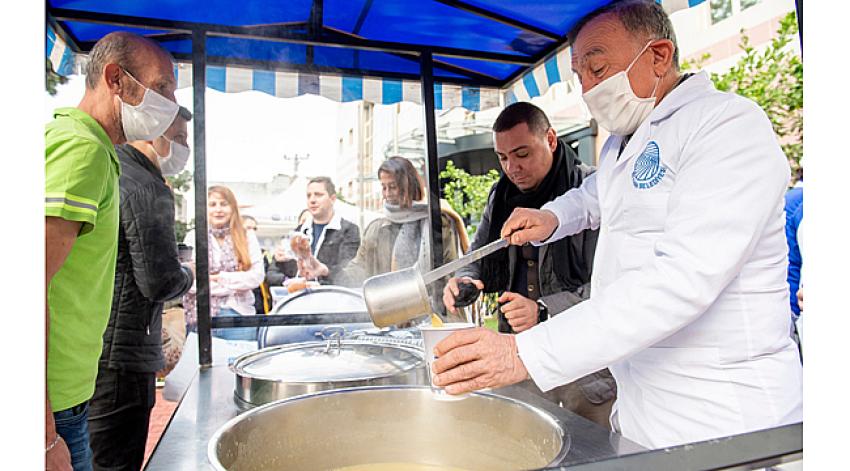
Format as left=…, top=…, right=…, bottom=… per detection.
left=45, top=107, right=120, bottom=411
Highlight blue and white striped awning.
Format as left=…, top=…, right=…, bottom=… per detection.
left=504, top=46, right=576, bottom=105
left=46, top=26, right=76, bottom=77
left=504, top=0, right=706, bottom=104
left=47, top=0, right=706, bottom=112
left=173, top=63, right=501, bottom=111
left=48, top=27, right=502, bottom=112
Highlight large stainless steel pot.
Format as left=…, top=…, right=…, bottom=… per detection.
left=210, top=385, right=570, bottom=471
left=231, top=338, right=427, bottom=410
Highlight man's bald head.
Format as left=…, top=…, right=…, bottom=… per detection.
left=77, top=31, right=178, bottom=145
left=85, top=32, right=175, bottom=92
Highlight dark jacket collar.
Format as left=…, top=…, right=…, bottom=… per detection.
left=116, top=143, right=165, bottom=182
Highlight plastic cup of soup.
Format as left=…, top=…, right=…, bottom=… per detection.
left=419, top=322, right=475, bottom=401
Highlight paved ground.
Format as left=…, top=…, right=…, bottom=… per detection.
left=143, top=387, right=178, bottom=467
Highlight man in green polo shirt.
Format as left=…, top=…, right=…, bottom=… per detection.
left=45, top=31, right=178, bottom=471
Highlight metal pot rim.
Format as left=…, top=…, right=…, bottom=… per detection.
left=231, top=339, right=424, bottom=383
left=208, top=384, right=571, bottom=471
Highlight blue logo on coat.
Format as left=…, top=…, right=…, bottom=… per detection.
left=632, top=141, right=666, bottom=189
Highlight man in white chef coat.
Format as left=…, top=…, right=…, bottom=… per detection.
left=431, top=0, right=803, bottom=449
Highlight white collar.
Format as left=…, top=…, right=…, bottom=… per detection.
left=303, top=211, right=342, bottom=231
left=648, top=70, right=714, bottom=123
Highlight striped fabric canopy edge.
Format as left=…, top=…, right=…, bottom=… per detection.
left=47, top=27, right=501, bottom=111
left=46, top=0, right=705, bottom=111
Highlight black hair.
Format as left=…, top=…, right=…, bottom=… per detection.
left=492, top=102, right=552, bottom=136
left=177, top=105, right=193, bottom=122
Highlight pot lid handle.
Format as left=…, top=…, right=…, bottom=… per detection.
left=315, top=325, right=346, bottom=356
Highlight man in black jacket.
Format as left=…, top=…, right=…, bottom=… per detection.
left=267, top=177, right=360, bottom=286
left=88, top=106, right=195, bottom=470
left=443, top=102, right=616, bottom=428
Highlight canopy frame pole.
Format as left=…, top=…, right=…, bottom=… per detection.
left=420, top=50, right=444, bottom=271
left=321, top=28, right=500, bottom=84
left=50, top=8, right=535, bottom=66
left=352, top=0, right=375, bottom=35
left=192, top=29, right=213, bottom=368
left=433, top=0, right=561, bottom=41
left=306, top=0, right=323, bottom=66
left=795, top=0, right=802, bottom=52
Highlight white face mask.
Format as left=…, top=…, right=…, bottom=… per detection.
left=118, top=69, right=179, bottom=142
left=582, top=41, right=660, bottom=136
left=155, top=138, right=191, bottom=176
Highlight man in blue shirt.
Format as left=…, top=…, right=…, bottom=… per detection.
left=784, top=181, right=803, bottom=319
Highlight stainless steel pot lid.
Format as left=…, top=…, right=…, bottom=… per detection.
left=232, top=340, right=423, bottom=383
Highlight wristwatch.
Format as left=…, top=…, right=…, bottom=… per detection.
left=535, top=299, right=549, bottom=321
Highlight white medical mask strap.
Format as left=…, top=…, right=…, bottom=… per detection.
left=154, top=136, right=173, bottom=159
left=649, top=74, right=661, bottom=99
left=119, top=69, right=145, bottom=107
left=625, top=40, right=654, bottom=74
left=122, top=68, right=145, bottom=90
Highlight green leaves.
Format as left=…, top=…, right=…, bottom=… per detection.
left=684, top=12, right=802, bottom=177
left=166, top=170, right=193, bottom=193
left=45, top=58, right=68, bottom=96
left=440, top=160, right=500, bottom=237
left=174, top=219, right=194, bottom=244
left=166, top=170, right=194, bottom=242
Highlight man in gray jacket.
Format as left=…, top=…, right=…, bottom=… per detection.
left=443, top=102, right=615, bottom=428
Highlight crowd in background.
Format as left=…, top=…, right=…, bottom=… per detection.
left=44, top=2, right=808, bottom=467
left=43, top=30, right=469, bottom=471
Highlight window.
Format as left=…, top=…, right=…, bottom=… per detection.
left=710, top=0, right=733, bottom=24
left=740, top=0, right=760, bottom=10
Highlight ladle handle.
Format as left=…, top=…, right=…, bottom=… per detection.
left=422, top=238, right=509, bottom=285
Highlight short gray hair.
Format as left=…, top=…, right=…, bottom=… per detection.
left=568, top=0, right=679, bottom=68
left=85, top=32, right=171, bottom=89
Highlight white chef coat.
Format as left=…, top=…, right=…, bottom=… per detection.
left=515, top=72, right=803, bottom=449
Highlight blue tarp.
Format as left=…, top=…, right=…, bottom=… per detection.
left=47, top=0, right=706, bottom=109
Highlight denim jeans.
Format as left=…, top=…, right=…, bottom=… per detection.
left=54, top=402, right=94, bottom=471
left=213, top=307, right=258, bottom=342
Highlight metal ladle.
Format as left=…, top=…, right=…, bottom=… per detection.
left=363, top=238, right=508, bottom=327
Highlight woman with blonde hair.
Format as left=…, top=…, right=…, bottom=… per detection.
left=184, top=185, right=265, bottom=341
